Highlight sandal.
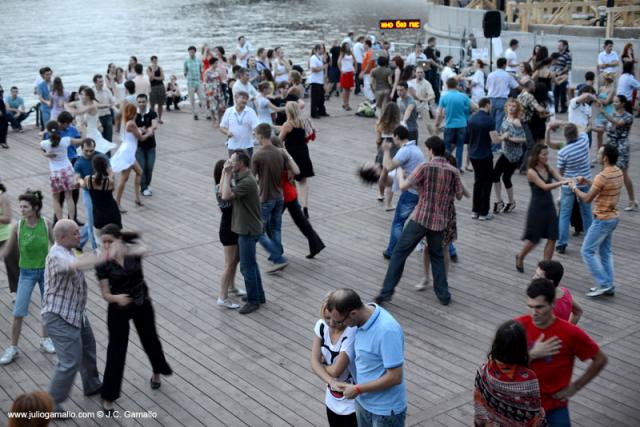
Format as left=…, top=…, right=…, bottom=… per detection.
left=150, top=377, right=161, bottom=390
left=135, top=200, right=144, bottom=207
left=515, top=254, right=524, bottom=273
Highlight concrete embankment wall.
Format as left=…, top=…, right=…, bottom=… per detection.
left=423, top=4, right=640, bottom=85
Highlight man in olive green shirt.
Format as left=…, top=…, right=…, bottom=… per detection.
left=221, top=150, right=265, bottom=314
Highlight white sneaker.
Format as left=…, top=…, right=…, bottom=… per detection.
left=414, top=241, right=425, bottom=253
left=414, top=278, right=429, bottom=291
left=40, top=337, right=56, bottom=354
left=229, top=287, right=247, bottom=297
left=267, top=262, right=289, bottom=274
left=586, top=286, right=615, bottom=297
left=142, top=189, right=152, bottom=197
left=478, top=214, right=494, bottom=221
left=217, top=298, right=240, bottom=309
left=0, top=346, right=19, bottom=365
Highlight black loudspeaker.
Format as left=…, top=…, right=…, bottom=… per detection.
left=483, top=10, right=502, bottom=38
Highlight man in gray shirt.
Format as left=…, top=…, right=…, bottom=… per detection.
left=396, top=82, right=418, bottom=142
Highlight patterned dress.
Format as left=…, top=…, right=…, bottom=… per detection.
left=474, top=359, right=548, bottom=426
left=605, top=111, right=633, bottom=170
left=204, top=68, right=224, bottom=113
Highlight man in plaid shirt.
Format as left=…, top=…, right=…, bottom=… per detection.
left=376, top=136, right=463, bottom=306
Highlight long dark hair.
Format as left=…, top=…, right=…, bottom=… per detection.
left=52, top=77, right=64, bottom=96
left=489, top=320, right=529, bottom=366
left=528, top=143, right=548, bottom=170
left=18, top=189, right=44, bottom=216
left=213, top=159, right=225, bottom=185
left=100, top=223, right=140, bottom=243
left=92, top=155, right=109, bottom=186
left=46, top=120, right=61, bottom=147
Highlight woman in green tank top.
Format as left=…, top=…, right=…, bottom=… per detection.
left=0, top=190, right=55, bottom=365
left=0, top=181, right=19, bottom=296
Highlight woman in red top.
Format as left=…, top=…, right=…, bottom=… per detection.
left=474, top=320, right=547, bottom=426
left=272, top=136, right=325, bottom=258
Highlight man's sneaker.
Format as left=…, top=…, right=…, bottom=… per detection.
left=471, top=212, right=479, bottom=219
left=586, top=286, right=615, bottom=297
left=238, top=302, right=260, bottom=315
left=588, top=286, right=615, bottom=296
left=142, top=189, right=152, bottom=197
left=267, top=262, right=289, bottom=274
left=415, top=278, right=429, bottom=291
left=0, top=346, right=19, bottom=365
left=40, top=337, right=56, bottom=354
left=555, top=245, right=567, bottom=254
left=217, top=298, right=240, bottom=309
left=229, top=287, right=247, bottom=297
left=624, top=201, right=638, bottom=212
left=193, top=115, right=199, bottom=120
left=478, top=214, right=494, bottom=221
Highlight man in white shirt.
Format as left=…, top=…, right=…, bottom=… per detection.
left=92, top=74, right=115, bottom=142
left=486, top=57, right=519, bottom=130
left=597, top=40, right=619, bottom=74
left=219, top=91, right=259, bottom=157
left=568, top=86, right=597, bottom=134
left=235, top=35, right=251, bottom=68
left=232, top=68, right=258, bottom=104
left=408, top=66, right=435, bottom=118
left=309, top=44, right=328, bottom=118
left=440, top=56, right=459, bottom=93
left=504, top=39, right=519, bottom=73
left=353, top=36, right=365, bottom=95
left=617, top=61, right=640, bottom=101
left=405, top=43, right=427, bottom=67
left=341, top=32, right=354, bottom=49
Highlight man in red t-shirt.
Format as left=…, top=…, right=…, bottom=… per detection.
left=517, top=278, right=607, bottom=426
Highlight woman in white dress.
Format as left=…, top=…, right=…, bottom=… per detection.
left=112, top=103, right=151, bottom=211
left=113, top=67, right=127, bottom=134
left=273, top=47, right=291, bottom=84
left=66, top=88, right=116, bottom=155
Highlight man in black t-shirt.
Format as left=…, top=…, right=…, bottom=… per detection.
left=134, top=94, right=158, bottom=197
left=424, top=37, right=442, bottom=104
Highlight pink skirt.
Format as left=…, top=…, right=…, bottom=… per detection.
left=50, top=165, right=77, bottom=193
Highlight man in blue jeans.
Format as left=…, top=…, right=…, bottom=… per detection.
left=486, top=58, right=519, bottom=131
left=221, top=150, right=266, bottom=314
left=435, top=77, right=470, bottom=170
left=327, top=289, right=407, bottom=427
left=382, top=126, right=425, bottom=259
left=550, top=122, right=593, bottom=254
left=37, top=67, right=53, bottom=130
left=569, top=145, right=624, bottom=297
left=251, top=123, right=289, bottom=273
left=376, top=136, right=463, bottom=306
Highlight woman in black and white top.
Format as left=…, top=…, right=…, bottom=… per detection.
left=311, top=296, right=357, bottom=427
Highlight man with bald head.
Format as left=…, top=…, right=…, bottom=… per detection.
left=42, top=219, right=102, bottom=412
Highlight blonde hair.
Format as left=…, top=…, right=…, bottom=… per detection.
left=319, top=293, right=331, bottom=318
left=285, top=101, right=305, bottom=129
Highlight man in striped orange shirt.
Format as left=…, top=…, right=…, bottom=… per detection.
left=569, top=144, right=624, bottom=297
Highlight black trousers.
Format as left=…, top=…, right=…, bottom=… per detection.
left=354, top=63, right=362, bottom=94
left=285, top=199, right=325, bottom=255
left=102, top=299, right=172, bottom=402
left=310, top=83, right=327, bottom=117
left=471, top=156, right=494, bottom=216
left=327, top=407, right=357, bottom=427
left=0, top=116, right=8, bottom=145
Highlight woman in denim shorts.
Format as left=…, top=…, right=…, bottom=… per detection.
left=0, top=190, right=55, bottom=365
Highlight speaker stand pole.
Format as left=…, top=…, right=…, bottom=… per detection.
left=489, top=37, right=493, bottom=72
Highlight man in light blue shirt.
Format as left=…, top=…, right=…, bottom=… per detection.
left=37, top=67, right=53, bottom=130
left=435, top=77, right=471, bottom=169
left=382, top=126, right=426, bottom=259
left=4, top=87, right=34, bottom=131
left=486, top=57, right=519, bottom=130
left=327, top=289, right=407, bottom=427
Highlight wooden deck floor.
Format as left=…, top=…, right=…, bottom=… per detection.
left=1, top=96, right=639, bottom=426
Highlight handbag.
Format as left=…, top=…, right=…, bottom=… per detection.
left=304, top=117, right=316, bottom=143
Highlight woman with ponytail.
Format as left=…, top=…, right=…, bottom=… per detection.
left=0, top=190, right=55, bottom=365
left=95, top=224, right=172, bottom=414
left=85, top=154, right=121, bottom=239
left=40, top=120, right=83, bottom=223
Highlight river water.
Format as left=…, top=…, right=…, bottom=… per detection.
left=0, top=0, right=428, bottom=108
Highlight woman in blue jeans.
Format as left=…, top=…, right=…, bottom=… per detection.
left=0, top=190, right=55, bottom=365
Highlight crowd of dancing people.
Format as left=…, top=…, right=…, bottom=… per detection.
left=0, top=31, right=638, bottom=427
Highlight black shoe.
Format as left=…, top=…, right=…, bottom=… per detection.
left=85, top=385, right=102, bottom=396
left=382, top=251, right=391, bottom=260
left=150, top=377, right=161, bottom=390
left=311, top=114, right=320, bottom=119
left=194, top=115, right=199, bottom=120
left=374, top=296, right=389, bottom=306
left=306, top=244, right=326, bottom=259
left=303, top=207, right=309, bottom=218
left=573, top=230, right=582, bottom=236
left=439, top=298, right=451, bottom=306
left=450, top=254, right=458, bottom=263
left=320, top=112, right=330, bottom=117
left=493, top=201, right=504, bottom=214
left=555, top=245, right=567, bottom=254
left=239, top=302, right=260, bottom=314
